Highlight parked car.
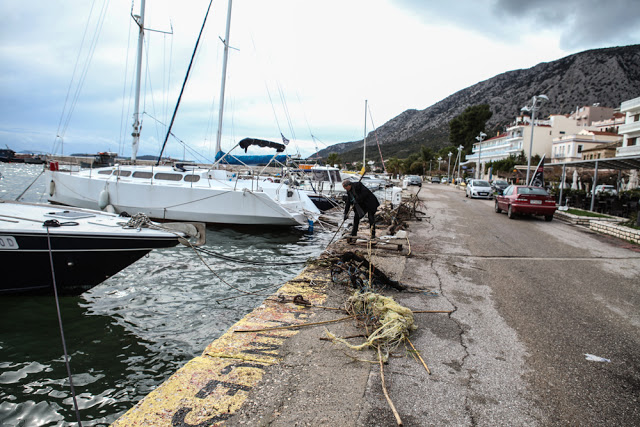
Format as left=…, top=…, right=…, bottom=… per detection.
left=465, top=179, right=493, bottom=199
left=490, top=179, right=509, bottom=194
left=430, top=176, right=440, bottom=184
left=360, top=175, right=386, bottom=190
left=404, top=175, right=422, bottom=187
left=494, top=185, right=557, bottom=221
left=593, top=184, right=617, bottom=196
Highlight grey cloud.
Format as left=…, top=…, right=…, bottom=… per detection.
left=397, top=0, right=640, bottom=51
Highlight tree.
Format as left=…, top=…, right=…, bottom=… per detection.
left=449, top=104, right=493, bottom=154
left=400, top=154, right=419, bottom=175
left=385, top=157, right=401, bottom=178
left=326, top=152, right=342, bottom=167
left=418, top=146, right=435, bottom=175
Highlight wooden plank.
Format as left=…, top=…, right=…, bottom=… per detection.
left=343, top=235, right=403, bottom=251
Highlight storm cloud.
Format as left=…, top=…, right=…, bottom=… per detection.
left=398, top=0, right=640, bottom=51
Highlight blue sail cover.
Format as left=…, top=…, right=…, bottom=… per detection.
left=215, top=151, right=287, bottom=165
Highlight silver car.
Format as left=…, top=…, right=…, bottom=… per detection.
left=465, top=179, right=493, bottom=199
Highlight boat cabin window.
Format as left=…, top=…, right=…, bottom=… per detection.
left=97, top=170, right=113, bottom=175
left=184, top=174, right=200, bottom=183
left=113, top=170, right=132, bottom=177
left=132, top=171, right=153, bottom=179
left=154, top=172, right=183, bottom=181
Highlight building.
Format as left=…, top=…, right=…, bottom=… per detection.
left=466, top=114, right=583, bottom=177
left=551, top=129, right=621, bottom=163
left=591, top=112, right=625, bottom=133
left=616, top=95, right=640, bottom=158
left=568, top=104, right=616, bottom=127
left=581, top=141, right=621, bottom=160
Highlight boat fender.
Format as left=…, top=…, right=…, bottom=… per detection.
left=49, top=180, right=56, bottom=196
left=105, top=204, right=116, bottom=214
left=98, top=189, right=110, bottom=210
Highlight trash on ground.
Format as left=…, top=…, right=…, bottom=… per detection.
left=584, top=353, right=611, bottom=363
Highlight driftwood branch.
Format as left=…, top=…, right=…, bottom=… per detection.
left=234, top=315, right=356, bottom=333
left=378, top=346, right=403, bottom=426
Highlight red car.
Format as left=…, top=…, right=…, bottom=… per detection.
left=494, top=185, right=557, bottom=221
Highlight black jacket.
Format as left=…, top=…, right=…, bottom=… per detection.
left=344, top=181, right=380, bottom=218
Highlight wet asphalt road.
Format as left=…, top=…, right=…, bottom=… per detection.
left=226, top=183, right=639, bottom=426
left=419, top=183, right=640, bottom=426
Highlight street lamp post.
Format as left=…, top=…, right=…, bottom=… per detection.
left=522, top=94, right=549, bottom=185
left=447, top=152, right=452, bottom=184
left=475, top=132, right=486, bottom=179
left=437, top=156, right=442, bottom=174
left=457, top=145, right=463, bottom=183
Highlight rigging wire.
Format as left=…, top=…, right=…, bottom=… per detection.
left=157, top=0, right=215, bottom=165
left=142, top=112, right=213, bottom=163
left=276, top=82, right=300, bottom=157
left=53, top=0, right=110, bottom=155
left=276, top=82, right=296, bottom=141
left=61, top=0, right=110, bottom=141
left=367, top=104, right=387, bottom=173
left=264, top=82, right=283, bottom=137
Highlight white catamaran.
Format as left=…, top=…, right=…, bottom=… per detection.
left=45, top=0, right=319, bottom=226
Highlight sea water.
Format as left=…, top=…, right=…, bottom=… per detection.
left=0, top=163, right=332, bottom=426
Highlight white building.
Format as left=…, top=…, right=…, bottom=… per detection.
left=551, top=129, right=621, bottom=163
left=615, top=95, right=640, bottom=158
left=466, top=114, right=583, bottom=175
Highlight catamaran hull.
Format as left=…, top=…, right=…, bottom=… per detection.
left=46, top=170, right=314, bottom=226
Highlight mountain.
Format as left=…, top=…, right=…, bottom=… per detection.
left=315, top=44, right=640, bottom=162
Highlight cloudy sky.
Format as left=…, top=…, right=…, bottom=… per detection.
left=1, top=0, right=638, bottom=160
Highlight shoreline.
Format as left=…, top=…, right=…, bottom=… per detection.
left=111, top=193, right=417, bottom=426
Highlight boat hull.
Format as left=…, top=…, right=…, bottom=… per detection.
left=45, top=168, right=318, bottom=226
left=1, top=231, right=180, bottom=295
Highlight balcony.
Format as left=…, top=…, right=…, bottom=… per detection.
left=620, top=97, right=640, bottom=113
left=616, top=145, right=640, bottom=157
left=618, top=120, right=640, bottom=135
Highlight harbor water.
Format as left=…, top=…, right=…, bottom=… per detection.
left=0, top=163, right=333, bottom=426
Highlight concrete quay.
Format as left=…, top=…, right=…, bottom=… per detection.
left=113, top=184, right=640, bottom=427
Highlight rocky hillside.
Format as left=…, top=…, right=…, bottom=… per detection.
left=316, top=44, right=640, bottom=161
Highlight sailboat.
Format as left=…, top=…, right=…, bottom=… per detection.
left=44, top=0, right=319, bottom=227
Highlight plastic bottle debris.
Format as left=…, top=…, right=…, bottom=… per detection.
left=584, top=353, right=611, bottom=363
left=395, top=230, right=407, bottom=238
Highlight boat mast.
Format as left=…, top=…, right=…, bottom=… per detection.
left=215, top=0, right=233, bottom=156
left=362, top=99, right=367, bottom=173
left=131, top=0, right=145, bottom=164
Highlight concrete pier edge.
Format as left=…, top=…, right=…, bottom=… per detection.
left=111, top=253, right=339, bottom=426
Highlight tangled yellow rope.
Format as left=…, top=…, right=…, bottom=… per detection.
left=326, top=292, right=416, bottom=361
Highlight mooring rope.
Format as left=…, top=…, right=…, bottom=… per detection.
left=15, top=167, right=45, bottom=201
left=45, top=224, right=83, bottom=427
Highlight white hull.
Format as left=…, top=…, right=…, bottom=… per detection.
left=45, top=166, right=319, bottom=226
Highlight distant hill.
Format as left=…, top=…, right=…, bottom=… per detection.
left=316, top=44, right=640, bottom=162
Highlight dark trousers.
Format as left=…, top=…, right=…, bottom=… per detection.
left=352, top=209, right=376, bottom=236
